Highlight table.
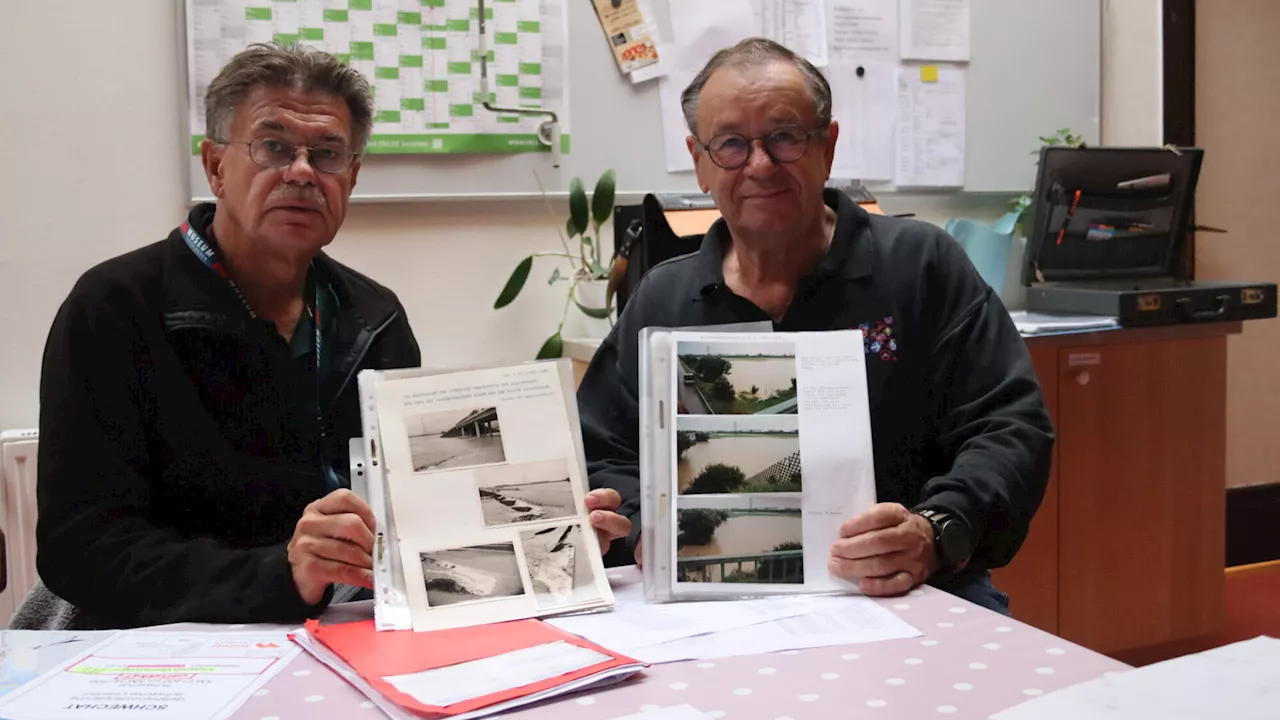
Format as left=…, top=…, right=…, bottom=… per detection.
left=228, top=568, right=1128, bottom=720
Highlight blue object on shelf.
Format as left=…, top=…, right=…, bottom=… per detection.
left=944, top=210, right=1021, bottom=295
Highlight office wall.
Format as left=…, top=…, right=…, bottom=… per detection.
left=1195, top=0, right=1280, bottom=489
left=1101, top=0, right=1164, bottom=146
left=0, top=1, right=1163, bottom=434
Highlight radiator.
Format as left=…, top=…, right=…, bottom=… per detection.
left=0, top=429, right=39, bottom=627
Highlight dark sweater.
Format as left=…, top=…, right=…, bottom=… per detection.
left=577, top=189, right=1054, bottom=571
left=33, top=203, right=420, bottom=629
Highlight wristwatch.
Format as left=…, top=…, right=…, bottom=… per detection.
left=916, top=509, right=973, bottom=576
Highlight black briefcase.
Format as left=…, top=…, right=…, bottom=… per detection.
left=1020, top=146, right=1276, bottom=326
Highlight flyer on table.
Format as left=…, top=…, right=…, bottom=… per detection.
left=0, top=631, right=299, bottom=720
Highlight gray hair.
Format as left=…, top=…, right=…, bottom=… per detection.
left=680, top=37, right=832, bottom=139
left=204, top=43, right=374, bottom=153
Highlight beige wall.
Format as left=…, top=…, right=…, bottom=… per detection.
left=1196, top=0, right=1280, bottom=488
left=0, top=1, right=1161, bottom=434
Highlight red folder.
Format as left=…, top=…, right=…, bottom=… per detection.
left=300, top=617, right=646, bottom=716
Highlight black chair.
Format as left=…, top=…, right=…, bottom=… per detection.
left=609, top=194, right=714, bottom=315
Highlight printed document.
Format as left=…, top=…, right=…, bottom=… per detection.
left=895, top=63, right=966, bottom=187
left=829, top=60, right=897, bottom=180
left=641, top=329, right=878, bottom=601
left=900, top=0, right=970, bottom=61
left=826, top=0, right=898, bottom=62
left=0, top=631, right=298, bottom=720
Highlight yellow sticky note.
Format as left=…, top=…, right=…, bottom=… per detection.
left=921, top=65, right=939, bottom=83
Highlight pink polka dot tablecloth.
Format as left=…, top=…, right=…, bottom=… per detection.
left=232, top=568, right=1129, bottom=720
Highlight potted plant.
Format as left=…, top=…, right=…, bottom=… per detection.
left=493, top=169, right=617, bottom=359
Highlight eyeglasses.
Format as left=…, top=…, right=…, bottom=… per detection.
left=695, top=124, right=827, bottom=170
left=229, top=136, right=358, bottom=174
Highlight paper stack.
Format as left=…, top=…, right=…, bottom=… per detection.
left=291, top=617, right=645, bottom=720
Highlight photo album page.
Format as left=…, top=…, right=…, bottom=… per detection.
left=644, top=329, right=877, bottom=600
left=373, top=360, right=613, bottom=632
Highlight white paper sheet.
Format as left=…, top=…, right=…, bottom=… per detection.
left=639, top=595, right=922, bottom=663
left=383, top=641, right=612, bottom=708
left=826, top=0, right=898, bottom=62
left=827, top=60, right=897, bottom=180
left=658, top=0, right=759, bottom=173
left=0, top=632, right=299, bottom=720
left=894, top=63, right=965, bottom=187
left=1008, top=311, right=1120, bottom=335
left=546, top=580, right=820, bottom=650
left=900, top=0, right=969, bottom=61
left=752, top=0, right=829, bottom=67
left=991, top=636, right=1280, bottom=720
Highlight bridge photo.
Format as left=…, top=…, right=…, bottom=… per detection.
left=404, top=406, right=505, bottom=473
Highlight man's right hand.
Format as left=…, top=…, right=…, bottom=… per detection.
left=287, top=489, right=377, bottom=606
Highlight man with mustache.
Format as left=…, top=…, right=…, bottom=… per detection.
left=578, top=38, right=1053, bottom=613
left=16, top=44, right=433, bottom=629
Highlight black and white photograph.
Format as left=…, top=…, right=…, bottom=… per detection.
left=676, top=340, right=798, bottom=416
left=676, top=415, right=801, bottom=495
left=419, top=543, right=526, bottom=608
left=675, top=505, right=804, bottom=584
left=518, top=523, right=600, bottom=610
left=476, top=460, right=578, bottom=528
left=405, top=406, right=506, bottom=473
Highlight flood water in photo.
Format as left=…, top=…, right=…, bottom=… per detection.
left=678, top=434, right=799, bottom=490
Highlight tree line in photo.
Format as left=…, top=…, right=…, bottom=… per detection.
left=679, top=355, right=797, bottom=414
left=677, top=430, right=802, bottom=494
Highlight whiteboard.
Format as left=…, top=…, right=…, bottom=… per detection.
left=180, top=0, right=1101, bottom=202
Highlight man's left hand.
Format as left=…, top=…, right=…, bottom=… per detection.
left=584, top=488, right=632, bottom=553
left=828, top=503, right=938, bottom=597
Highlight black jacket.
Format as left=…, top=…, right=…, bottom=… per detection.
left=579, top=189, right=1054, bottom=571
left=34, top=203, right=420, bottom=629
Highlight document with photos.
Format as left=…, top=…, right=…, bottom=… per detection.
left=639, top=329, right=877, bottom=601
left=371, top=360, right=613, bottom=632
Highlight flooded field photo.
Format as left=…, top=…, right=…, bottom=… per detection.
left=405, top=406, right=505, bottom=473
left=676, top=341, right=797, bottom=415
left=675, top=506, right=803, bottom=584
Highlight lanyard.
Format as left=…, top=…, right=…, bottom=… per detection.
left=180, top=220, right=333, bottom=481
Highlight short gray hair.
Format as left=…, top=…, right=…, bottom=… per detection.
left=680, top=37, right=832, bottom=139
left=204, top=43, right=374, bottom=153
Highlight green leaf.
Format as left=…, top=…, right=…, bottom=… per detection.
left=548, top=266, right=561, bottom=285
left=590, top=258, right=609, bottom=278
left=536, top=332, right=563, bottom=359
left=565, top=216, right=577, bottom=239
left=573, top=296, right=613, bottom=318
left=582, top=235, right=593, bottom=247
left=591, top=169, right=616, bottom=227
left=493, top=255, right=532, bottom=309
left=568, top=177, right=589, bottom=237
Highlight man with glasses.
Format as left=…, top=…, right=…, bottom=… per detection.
left=577, top=38, right=1053, bottom=614
left=17, top=44, right=426, bottom=629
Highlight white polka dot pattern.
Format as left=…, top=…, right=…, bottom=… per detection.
left=983, top=643, right=1001, bottom=650
left=867, top=699, right=888, bottom=707
left=953, top=683, right=973, bottom=691
left=887, top=678, right=906, bottom=686
left=969, top=662, right=988, bottom=670
left=303, top=695, right=324, bottom=703
left=821, top=673, right=840, bottom=680
left=732, top=688, right=752, bottom=696
left=1036, top=667, right=1056, bottom=675
left=937, top=705, right=958, bottom=714
left=1047, top=648, right=1066, bottom=656
left=798, top=694, right=819, bottom=702
left=576, top=697, right=596, bottom=706
left=758, top=667, right=777, bottom=675
left=670, top=682, right=689, bottom=690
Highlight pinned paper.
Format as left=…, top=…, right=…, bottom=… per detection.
left=920, top=64, right=939, bottom=82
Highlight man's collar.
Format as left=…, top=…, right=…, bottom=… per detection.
left=690, top=188, right=875, bottom=300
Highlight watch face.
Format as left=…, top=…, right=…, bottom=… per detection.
left=939, top=520, right=972, bottom=563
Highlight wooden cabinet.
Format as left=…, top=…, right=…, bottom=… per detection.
left=570, top=322, right=1236, bottom=655
left=994, top=324, right=1233, bottom=655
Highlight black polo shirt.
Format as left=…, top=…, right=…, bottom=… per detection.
left=577, top=188, right=1054, bottom=571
